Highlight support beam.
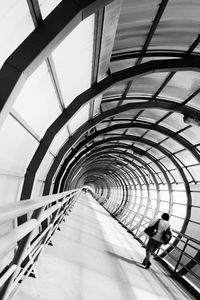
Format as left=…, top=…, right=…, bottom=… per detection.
left=20, top=57, right=200, bottom=203
left=0, top=0, right=114, bottom=128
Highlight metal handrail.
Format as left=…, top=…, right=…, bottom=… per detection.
left=123, top=221, right=200, bottom=295
left=157, top=230, right=200, bottom=294
left=0, top=188, right=81, bottom=299
left=0, top=189, right=79, bottom=224
left=172, top=229, right=200, bottom=246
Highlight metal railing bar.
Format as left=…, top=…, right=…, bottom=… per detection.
left=6, top=245, right=44, bottom=299
left=173, top=229, right=200, bottom=246
left=0, top=198, right=73, bottom=259
left=0, top=265, right=17, bottom=288
left=163, top=248, right=200, bottom=279
left=0, top=219, right=38, bottom=259
left=21, top=225, right=52, bottom=262
left=0, top=190, right=79, bottom=224
left=0, top=189, right=81, bottom=299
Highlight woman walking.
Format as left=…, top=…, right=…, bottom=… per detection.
left=143, top=213, right=171, bottom=269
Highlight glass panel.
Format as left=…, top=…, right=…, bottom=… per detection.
left=187, top=165, right=200, bottom=182
left=31, top=180, right=44, bottom=198
left=160, top=72, right=200, bottom=102
left=104, top=82, right=127, bottom=99
left=172, top=191, right=187, bottom=204
left=179, top=126, right=200, bottom=144
left=175, top=150, right=198, bottom=166
left=150, top=189, right=157, bottom=199
left=148, top=162, right=160, bottom=172
left=92, top=95, right=102, bottom=117
left=150, top=199, right=157, bottom=209
left=190, top=183, right=200, bottom=192
left=0, top=174, right=22, bottom=205
left=190, top=207, right=200, bottom=223
left=159, top=113, right=186, bottom=132
left=144, top=130, right=166, bottom=143
left=159, top=157, right=176, bottom=169
left=50, top=127, right=69, bottom=155
left=159, top=202, right=169, bottom=212
left=147, top=148, right=164, bottom=159
left=13, top=63, right=61, bottom=137
left=160, top=138, right=183, bottom=152
left=170, top=169, right=183, bottom=183
left=160, top=190, right=170, bottom=201
left=102, top=101, right=120, bottom=112
left=52, top=15, right=94, bottom=108
left=138, top=109, right=168, bottom=123
left=38, top=0, right=62, bottom=19
left=151, top=0, right=200, bottom=52
left=170, top=216, right=184, bottom=231
left=68, top=103, right=90, bottom=134
left=185, top=221, right=200, bottom=240
left=0, top=0, right=34, bottom=68
left=158, top=172, right=168, bottom=184
left=126, top=128, right=147, bottom=136
left=172, top=183, right=185, bottom=191
left=172, top=203, right=186, bottom=217
left=110, top=59, right=137, bottom=73
left=129, top=73, right=168, bottom=96
left=0, top=115, right=39, bottom=173
left=132, top=142, right=151, bottom=151
left=182, top=167, right=193, bottom=183
left=191, top=191, right=200, bottom=206
left=114, top=0, right=160, bottom=53
left=188, top=92, right=200, bottom=110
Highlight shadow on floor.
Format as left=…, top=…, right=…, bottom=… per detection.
left=106, top=250, right=146, bottom=269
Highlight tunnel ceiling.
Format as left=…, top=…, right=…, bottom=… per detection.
left=1, top=0, right=200, bottom=236
left=1, top=0, right=200, bottom=290
left=56, top=0, right=200, bottom=197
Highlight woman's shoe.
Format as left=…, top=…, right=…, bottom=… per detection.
left=145, top=261, right=151, bottom=269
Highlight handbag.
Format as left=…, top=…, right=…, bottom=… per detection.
left=162, top=227, right=172, bottom=245
left=144, top=220, right=160, bottom=237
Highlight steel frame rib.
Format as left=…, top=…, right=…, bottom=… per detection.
left=111, top=51, right=199, bottom=62
left=71, top=148, right=166, bottom=218
left=47, top=108, right=200, bottom=195
left=17, top=57, right=200, bottom=210
left=90, top=8, right=105, bottom=118
left=26, top=0, right=70, bottom=135
left=122, top=0, right=168, bottom=98
left=70, top=144, right=190, bottom=234
left=136, top=0, right=169, bottom=65
left=152, top=29, right=200, bottom=99
left=0, top=0, right=114, bottom=126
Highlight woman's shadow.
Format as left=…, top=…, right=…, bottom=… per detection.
left=106, top=250, right=146, bottom=268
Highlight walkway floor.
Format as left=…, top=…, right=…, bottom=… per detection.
left=15, top=193, right=195, bottom=300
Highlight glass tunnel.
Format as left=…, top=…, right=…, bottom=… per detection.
left=0, top=0, right=200, bottom=298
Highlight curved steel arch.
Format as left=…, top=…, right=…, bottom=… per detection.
left=74, top=162, right=129, bottom=211
left=70, top=147, right=189, bottom=255
left=66, top=145, right=168, bottom=191
left=70, top=150, right=167, bottom=231
left=111, top=51, right=200, bottom=62
left=58, top=135, right=188, bottom=194
left=45, top=102, right=200, bottom=196
left=0, top=0, right=113, bottom=126
left=78, top=145, right=191, bottom=248
left=68, top=144, right=188, bottom=213
left=21, top=59, right=200, bottom=202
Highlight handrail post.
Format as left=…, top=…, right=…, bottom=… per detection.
left=0, top=189, right=80, bottom=299
left=0, top=202, right=47, bottom=299
left=174, top=238, right=189, bottom=272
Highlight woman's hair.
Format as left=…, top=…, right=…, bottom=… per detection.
left=161, top=213, right=169, bottom=221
